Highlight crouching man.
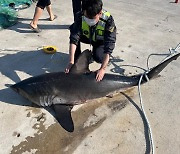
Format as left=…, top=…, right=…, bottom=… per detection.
left=65, top=0, right=116, bottom=81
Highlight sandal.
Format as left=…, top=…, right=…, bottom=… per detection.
left=49, top=15, right=57, bottom=21
left=29, top=25, right=42, bottom=33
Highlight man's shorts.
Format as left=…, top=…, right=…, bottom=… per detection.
left=37, top=0, right=51, bottom=9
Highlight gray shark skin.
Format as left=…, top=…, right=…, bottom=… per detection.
left=10, top=50, right=180, bottom=132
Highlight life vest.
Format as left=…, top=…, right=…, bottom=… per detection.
left=82, top=10, right=110, bottom=42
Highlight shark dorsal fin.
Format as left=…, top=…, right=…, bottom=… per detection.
left=69, top=49, right=92, bottom=74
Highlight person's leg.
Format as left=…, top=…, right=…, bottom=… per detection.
left=30, top=0, right=51, bottom=30
left=30, top=6, right=43, bottom=29
left=92, top=44, right=104, bottom=63
left=72, top=0, right=81, bottom=21
left=46, top=4, right=55, bottom=21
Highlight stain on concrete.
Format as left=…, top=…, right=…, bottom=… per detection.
left=25, top=106, right=41, bottom=115
left=26, top=112, right=30, bottom=117
left=10, top=90, right=134, bottom=154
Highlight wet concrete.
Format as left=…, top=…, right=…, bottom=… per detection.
left=10, top=91, right=132, bottom=154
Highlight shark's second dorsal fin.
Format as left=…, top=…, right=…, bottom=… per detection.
left=69, top=49, right=92, bottom=74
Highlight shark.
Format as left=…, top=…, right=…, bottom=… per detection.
left=11, top=49, right=180, bottom=132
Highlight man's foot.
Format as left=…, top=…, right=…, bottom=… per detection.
left=29, top=24, right=41, bottom=33
left=49, top=15, right=57, bottom=21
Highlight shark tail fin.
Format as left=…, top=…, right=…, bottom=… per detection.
left=143, top=52, right=180, bottom=82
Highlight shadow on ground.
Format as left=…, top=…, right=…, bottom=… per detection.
left=121, top=92, right=151, bottom=154
left=0, top=49, right=68, bottom=82
left=8, top=18, right=70, bottom=33
left=0, top=49, right=68, bottom=106
left=109, top=55, right=125, bottom=75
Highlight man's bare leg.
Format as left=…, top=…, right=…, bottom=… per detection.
left=46, top=5, right=55, bottom=21
left=30, top=6, right=43, bottom=28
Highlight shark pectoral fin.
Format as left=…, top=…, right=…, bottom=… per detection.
left=53, top=104, right=74, bottom=132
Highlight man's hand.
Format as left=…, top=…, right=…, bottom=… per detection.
left=95, top=53, right=109, bottom=81
left=96, top=68, right=105, bottom=81
left=65, top=63, right=73, bottom=73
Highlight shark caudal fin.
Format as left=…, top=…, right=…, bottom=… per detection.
left=146, top=52, right=180, bottom=80
left=69, top=49, right=92, bottom=74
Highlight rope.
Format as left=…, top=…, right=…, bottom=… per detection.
left=138, top=73, right=154, bottom=154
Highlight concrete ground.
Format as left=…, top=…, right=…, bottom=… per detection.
left=0, top=0, right=180, bottom=153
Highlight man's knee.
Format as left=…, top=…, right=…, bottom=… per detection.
left=92, top=45, right=104, bottom=63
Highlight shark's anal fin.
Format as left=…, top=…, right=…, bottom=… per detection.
left=53, top=104, right=74, bottom=132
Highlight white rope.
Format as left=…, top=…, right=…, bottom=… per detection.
left=138, top=73, right=154, bottom=154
